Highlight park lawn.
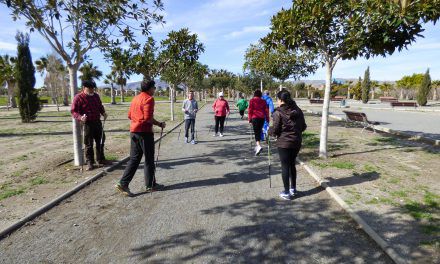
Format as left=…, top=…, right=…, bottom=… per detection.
left=0, top=101, right=185, bottom=231
left=301, top=114, right=439, bottom=263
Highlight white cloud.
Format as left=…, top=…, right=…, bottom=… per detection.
left=0, top=41, right=16, bottom=51
left=226, top=26, right=269, bottom=38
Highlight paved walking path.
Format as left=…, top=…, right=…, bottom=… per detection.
left=298, top=100, right=440, bottom=141
left=0, top=106, right=391, bottom=263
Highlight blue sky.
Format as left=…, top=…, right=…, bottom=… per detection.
left=1, top=0, right=440, bottom=87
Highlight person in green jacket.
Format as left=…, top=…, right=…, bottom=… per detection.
left=236, top=94, right=248, bottom=119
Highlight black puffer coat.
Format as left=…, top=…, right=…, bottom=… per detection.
left=269, top=101, right=307, bottom=149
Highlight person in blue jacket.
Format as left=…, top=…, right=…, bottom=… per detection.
left=262, top=90, right=275, bottom=140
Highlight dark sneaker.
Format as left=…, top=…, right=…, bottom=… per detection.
left=115, top=183, right=132, bottom=196
left=146, top=183, right=165, bottom=192
left=86, top=163, right=94, bottom=171
left=279, top=191, right=291, bottom=200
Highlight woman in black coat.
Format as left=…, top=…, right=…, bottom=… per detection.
left=269, top=90, right=307, bottom=200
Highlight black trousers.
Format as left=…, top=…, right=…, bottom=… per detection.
left=120, top=132, right=156, bottom=188
left=252, top=118, right=265, bottom=142
left=239, top=110, right=245, bottom=118
left=185, top=119, right=196, bottom=140
left=84, top=120, right=104, bottom=164
left=214, top=116, right=226, bottom=134
left=278, top=147, right=300, bottom=192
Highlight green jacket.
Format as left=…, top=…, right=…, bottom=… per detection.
left=236, top=98, right=248, bottom=111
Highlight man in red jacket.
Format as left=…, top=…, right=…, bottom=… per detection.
left=115, top=80, right=166, bottom=196
left=71, top=80, right=107, bottom=171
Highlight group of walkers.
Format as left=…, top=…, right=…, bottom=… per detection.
left=71, top=80, right=306, bottom=200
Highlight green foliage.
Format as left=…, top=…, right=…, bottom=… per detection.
left=302, top=131, right=320, bottom=148
left=79, top=62, right=103, bottom=82
left=29, top=177, right=48, bottom=186
left=417, top=69, right=431, bottom=106
left=396, top=73, right=424, bottom=90
left=352, top=77, right=362, bottom=100
left=0, top=184, right=26, bottom=201
left=160, top=28, right=205, bottom=87
left=0, top=54, right=18, bottom=107
left=362, top=67, right=371, bottom=103
left=243, top=42, right=317, bottom=82
left=15, top=32, right=40, bottom=122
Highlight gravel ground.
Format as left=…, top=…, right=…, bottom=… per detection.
left=0, top=106, right=391, bottom=263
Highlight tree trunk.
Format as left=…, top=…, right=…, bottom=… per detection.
left=347, top=87, right=351, bottom=99
left=433, top=88, right=438, bottom=101
left=120, top=85, right=124, bottom=103
left=68, top=65, right=83, bottom=166
left=319, top=60, right=333, bottom=159
left=400, top=89, right=404, bottom=100
left=295, top=90, right=298, bottom=98
left=7, top=81, right=17, bottom=108
left=279, top=83, right=282, bottom=91
left=110, top=83, right=116, bottom=104
left=170, top=84, right=175, bottom=121
left=260, top=79, right=263, bottom=92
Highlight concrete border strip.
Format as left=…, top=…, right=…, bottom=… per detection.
left=305, top=109, right=439, bottom=146
left=298, top=158, right=407, bottom=264
left=0, top=119, right=185, bottom=241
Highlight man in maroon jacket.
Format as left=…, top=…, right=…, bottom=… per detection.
left=71, top=80, right=107, bottom=171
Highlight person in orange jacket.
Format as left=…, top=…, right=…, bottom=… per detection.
left=212, top=92, right=230, bottom=137
left=115, top=80, right=166, bottom=196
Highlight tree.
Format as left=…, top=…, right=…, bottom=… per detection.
left=362, top=67, right=371, bottom=103
left=36, top=54, right=66, bottom=109
left=108, top=48, right=133, bottom=103
left=432, top=80, right=440, bottom=100
left=352, top=77, right=362, bottom=100
left=183, top=62, right=209, bottom=100
left=0, top=54, right=18, bottom=108
left=160, top=28, right=205, bottom=121
left=293, top=82, right=306, bottom=98
left=79, top=62, right=103, bottom=82
left=417, top=69, right=431, bottom=106
left=379, top=82, right=394, bottom=97
left=396, top=73, right=424, bottom=99
left=16, top=32, right=40, bottom=122
left=263, top=0, right=440, bottom=158
left=243, top=42, right=317, bottom=91
left=1, top=0, right=164, bottom=166
left=103, top=74, right=117, bottom=104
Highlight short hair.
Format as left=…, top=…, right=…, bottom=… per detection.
left=189, top=90, right=194, bottom=93
left=254, top=89, right=262, bottom=97
left=141, top=80, right=156, bottom=92
left=82, top=80, right=96, bottom=89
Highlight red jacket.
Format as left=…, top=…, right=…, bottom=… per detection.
left=128, top=92, right=155, bottom=133
left=248, top=97, right=269, bottom=122
left=212, top=99, right=230, bottom=117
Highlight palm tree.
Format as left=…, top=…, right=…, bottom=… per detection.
left=103, top=73, right=117, bottom=104
left=79, top=62, right=103, bottom=82
left=35, top=56, right=48, bottom=77
left=0, top=55, right=18, bottom=108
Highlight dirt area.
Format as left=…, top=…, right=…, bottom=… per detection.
left=0, top=102, right=184, bottom=231
left=300, top=114, right=440, bottom=263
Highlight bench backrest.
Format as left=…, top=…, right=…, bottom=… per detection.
left=390, top=102, right=417, bottom=107
left=343, top=111, right=367, bottom=122
left=309, top=99, right=323, bottom=104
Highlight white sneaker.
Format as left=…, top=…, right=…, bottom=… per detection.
left=279, top=191, right=291, bottom=200
left=213, top=133, right=218, bottom=137
left=184, top=137, right=188, bottom=143
left=219, top=133, right=224, bottom=137
left=255, top=145, right=262, bottom=156
left=289, top=188, right=297, bottom=196
left=191, top=139, right=197, bottom=145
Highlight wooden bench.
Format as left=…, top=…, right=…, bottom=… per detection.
left=343, top=110, right=380, bottom=133
left=390, top=102, right=417, bottom=108
left=380, top=97, right=398, bottom=103
left=331, top=96, right=346, bottom=102
left=39, top=99, right=49, bottom=105
left=309, top=99, right=323, bottom=104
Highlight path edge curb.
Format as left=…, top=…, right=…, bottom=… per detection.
left=0, top=118, right=186, bottom=241
left=298, top=158, right=407, bottom=264
left=305, top=109, right=439, bottom=146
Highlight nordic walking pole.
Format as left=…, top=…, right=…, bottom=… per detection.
left=80, top=114, right=86, bottom=172
left=267, top=134, right=272, bottom=188
left=177, top=125, right=182, bottom=141
left=152, top=126, right=164, bottom=196
left=100, top=117, right=106, bottom=165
